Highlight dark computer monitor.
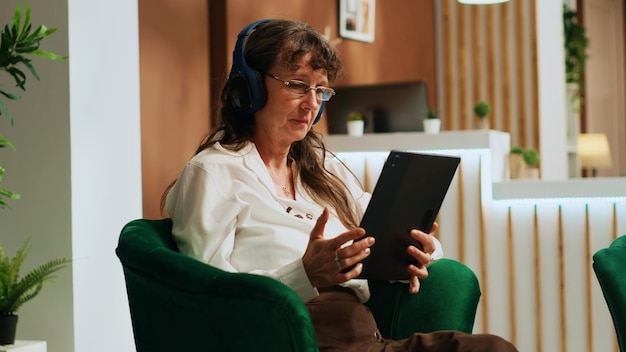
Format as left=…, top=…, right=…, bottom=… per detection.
left=325, top=80, right=429, bottom=134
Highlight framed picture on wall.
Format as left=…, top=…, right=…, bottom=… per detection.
left=339, top=0, right=376, bottom=43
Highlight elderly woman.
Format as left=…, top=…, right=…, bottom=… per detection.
left=163, top=19, right=517, bottom=352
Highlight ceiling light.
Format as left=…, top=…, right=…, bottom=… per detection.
left=458, top=0, right=510, bottom=4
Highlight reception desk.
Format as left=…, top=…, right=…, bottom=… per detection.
left=323, top=131, right=626, bottom=352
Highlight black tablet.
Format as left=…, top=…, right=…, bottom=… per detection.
left=356, top=150, right=460, bottom=280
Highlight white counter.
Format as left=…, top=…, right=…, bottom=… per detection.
left=324, top=130, right=511, bottom=182
left=324, top=130, right=626, bottom=201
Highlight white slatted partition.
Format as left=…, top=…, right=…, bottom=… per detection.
left=327, top=133, right=625, bottom=352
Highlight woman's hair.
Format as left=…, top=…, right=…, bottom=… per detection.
left=161, top=19, right=359, bottom=228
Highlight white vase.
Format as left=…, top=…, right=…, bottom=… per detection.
left=347, top=120, right=365, bottom=137
left=423, top=118, right=441, bottom=134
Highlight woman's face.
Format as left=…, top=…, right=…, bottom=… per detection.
left=253, top=52, right=328, bottom=149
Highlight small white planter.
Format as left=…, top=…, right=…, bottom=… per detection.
left=423, top=118, right=441, bottom=134
left=347, top=120, right=365, bottom=137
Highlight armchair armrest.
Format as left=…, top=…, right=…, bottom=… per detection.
left=116, top=219, right=318, bottom=352
left=366, top=258, right=480, bottom=340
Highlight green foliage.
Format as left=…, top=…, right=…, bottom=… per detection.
left=563, top=4, right=588, bottom=97
left=0, top=3, right=67, bottom=209
left=522, top=148, right=540, bottom=167
left=473, top=101, right=490, bottom=119
left=347, top=111, right=364, bottom=121
left=426, top=107, right=438, bottom=120
left=510, top=145, right=524, bottom=154
left=0, top=238, right=69, bottom=315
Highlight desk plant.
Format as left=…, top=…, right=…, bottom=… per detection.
left=508, top=146, right=540, bottom=180
left=424, top=107, right=441, bottom=134
left=346, top=111, right=365, bottom=136
left=473, top=101, right=490, bottom=130
left=0, top=3, right=68, bottom=345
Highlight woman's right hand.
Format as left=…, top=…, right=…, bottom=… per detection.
left=302, top=208, right=375, bottom=288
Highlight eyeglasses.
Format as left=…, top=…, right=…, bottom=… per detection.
left=266, top=74, right=335, bottom=102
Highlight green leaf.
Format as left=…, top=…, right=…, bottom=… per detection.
left=0, top=90, right=21, bottom=100
left=0, top=99, right=15, bottom=125
left=29, top=49, right=67, bottom=61
left=0, top=187, right=20, bottom=200
left=0, top=239, right=68, bottom=314
left=0, top=135, right=15, bottom=150
left=18, top=4, right=32, bottom=42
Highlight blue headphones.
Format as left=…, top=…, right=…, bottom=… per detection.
left=225, top=19, right=325, bottom=124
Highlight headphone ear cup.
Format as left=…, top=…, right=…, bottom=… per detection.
left=226, top=19, right=271, bottom=116
left=313, top=101, right=325, bottom=124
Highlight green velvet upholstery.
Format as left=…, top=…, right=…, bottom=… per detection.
left=366, top=258, right=481, bottom=339
left=116, top=218, right=480, bottom=351
left=593, top=235, right=626, bottom=352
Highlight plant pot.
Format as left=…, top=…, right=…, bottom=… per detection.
left=0, top=314, right=18, bottom=345
left=475, top=118, right=490, bottom=130
left=423, top=118, right=441, bottom=134
left=524, top=167, right=540, bottom=180
left=346, top=120, right=365, bottom=137
left=508, top=154, right=525, bottom=180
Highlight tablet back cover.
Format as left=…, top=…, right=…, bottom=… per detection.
left=357, top=150, right=460, bottom=280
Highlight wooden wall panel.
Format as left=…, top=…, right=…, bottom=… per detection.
left=139, top=0, right=210, bottom=218
left=437, top=0, right=539, bottom=150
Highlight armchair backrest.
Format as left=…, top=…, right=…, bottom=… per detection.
left=116, top=218, right=318, bottom=352
left=593, top=235, right=626, bottom=352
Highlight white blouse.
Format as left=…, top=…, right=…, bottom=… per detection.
left=165, top=141, right=442, bottom=303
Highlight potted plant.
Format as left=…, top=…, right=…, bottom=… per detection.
left=423, top=107, right=441, bottom=134
left=508, top=146, right=525, bottom=179
left=508, top=146, right=540, bottom=180
left=0, top=3, right=68, bottom=345
left=0, top=239, right=69, bottom=345
left=473, top=101, right=491, bottom=130
left=346, top=111, right=365, bottom=137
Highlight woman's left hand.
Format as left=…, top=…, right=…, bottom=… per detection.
left=406, top=222, right=438, bottom=294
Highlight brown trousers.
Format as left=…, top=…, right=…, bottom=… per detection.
left=306, top=287, right=517, bottom=352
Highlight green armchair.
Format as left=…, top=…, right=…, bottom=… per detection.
left=593, top=235, right=626, bottom=352
left=116, top=218, right=480, bottom=352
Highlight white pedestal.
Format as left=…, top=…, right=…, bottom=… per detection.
left=0, top=341, right=47, bottom=352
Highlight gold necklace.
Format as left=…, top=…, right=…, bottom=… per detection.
left=273, top=180, right=291, bottom=197
left=269, top=170, right=292, bottom=198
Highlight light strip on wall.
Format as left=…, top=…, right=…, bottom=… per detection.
left=458, top=0, right=509, bottom=4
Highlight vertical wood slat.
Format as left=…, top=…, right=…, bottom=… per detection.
left=529, top=0, right=540, bottom=150
left=443, top=0, right=455, bottom=130
left=472, top=5, right=482, bottom=127
left=459, top=3, right=468, bottom=130
left=487, top=6, right=497, bottom=130
left=507, top=206, right=517, bottom=345
left=515, top=0, right=527, bottom=147
left=502, top=1, right=512, bottom=138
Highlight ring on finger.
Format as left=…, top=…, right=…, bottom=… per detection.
left=334, top=251, right=341, bottom=270
left=425, top=254, right=435, bottom=268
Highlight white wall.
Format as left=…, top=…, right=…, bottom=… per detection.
left=0, top=1, right=141, bottom=351
left=535, top=0, right=569, bottom=180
